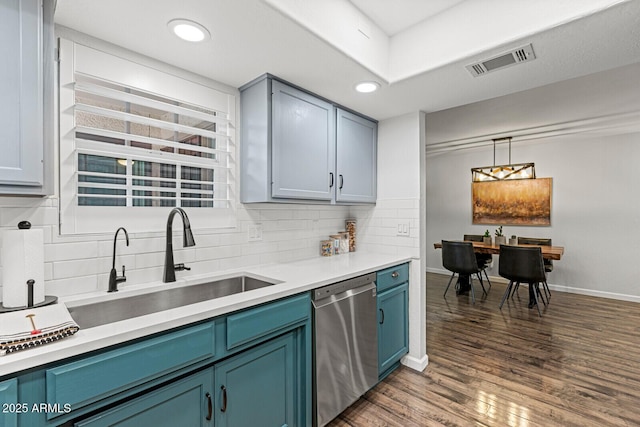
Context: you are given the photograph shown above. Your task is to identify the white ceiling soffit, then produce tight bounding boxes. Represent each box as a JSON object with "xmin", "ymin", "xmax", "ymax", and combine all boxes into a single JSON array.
[
  {"xmin": 349, "ymin": 0, "xmax": 466, "ymax": 37},
  {"xmin": 267, "ymin": 0, "xmax": 631, "ymax": 83}
]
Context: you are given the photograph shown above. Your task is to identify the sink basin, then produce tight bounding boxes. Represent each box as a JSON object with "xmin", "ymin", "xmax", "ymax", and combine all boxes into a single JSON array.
[{"xmin": 67, "ymin": 276, "xmax": 276, "ymax": 329}]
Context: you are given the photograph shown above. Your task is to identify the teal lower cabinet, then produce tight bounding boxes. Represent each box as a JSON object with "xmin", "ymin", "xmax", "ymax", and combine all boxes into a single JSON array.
[
  {"xmin": 214, "ymin": 332, "xmax": 296, "ymax": 427},
  {"xmin": 74, "ymin": 369, "xmax": 214, "ymax": 427},
  {"xmin": 3, "ymin": 292, "xmax": 311, "ymax": 427},
  {"xmin": 0, "ymin": 378, "xmax": 18, "ymax": 427},
  {"xmin": 376, "ymin": 264, "xmax": 409, "ymax": 379}
]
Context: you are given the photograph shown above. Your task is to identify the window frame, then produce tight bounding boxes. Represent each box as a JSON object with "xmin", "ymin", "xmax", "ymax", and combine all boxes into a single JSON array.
[{"xmin": 58, "ymin": 38, "xmax": 237, "ymax": 235}]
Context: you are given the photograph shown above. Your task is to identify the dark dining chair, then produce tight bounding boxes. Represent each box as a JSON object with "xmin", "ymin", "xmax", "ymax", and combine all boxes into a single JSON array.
[
  {"xmin": 441, "ymin": 240, "xmax": 487, "ymax": 304},
  {"xmin": 498, "ymin": 245, "xmax": 547, "ymax": 316},
  {"xmin": 517, "ymin": 237, "xmax": 553, "ymax": 299},
  {"xmin": 463, "ymin": 234, "xmax": 492, "ymax": 290}
]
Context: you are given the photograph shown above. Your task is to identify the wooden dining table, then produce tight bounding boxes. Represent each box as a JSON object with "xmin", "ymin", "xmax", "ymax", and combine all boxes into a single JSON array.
[
  {"xmin": 433, "ymin": 241, "xmax": 565, "ymax": 302},
  {"xmin": 433, "ymin": 241, "xmax": 565, "ymax": 260}
]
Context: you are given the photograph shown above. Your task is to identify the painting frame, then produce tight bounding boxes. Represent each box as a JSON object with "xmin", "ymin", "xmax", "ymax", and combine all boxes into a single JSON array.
[{"xmin": 472, "ymin": 178, "xmax": 552, "ymax": 225}]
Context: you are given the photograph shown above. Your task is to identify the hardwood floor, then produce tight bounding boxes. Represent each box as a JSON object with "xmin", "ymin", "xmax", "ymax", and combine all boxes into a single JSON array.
[{"xmin": 327, "ymin": 272, "xmax": 640, "ymax": 427}]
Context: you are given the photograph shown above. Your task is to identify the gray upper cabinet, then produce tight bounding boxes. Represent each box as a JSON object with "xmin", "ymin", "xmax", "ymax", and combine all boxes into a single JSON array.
[
  {"xmin": 336, "ymin": 108, "xmax": 377, "ymax": 204},
  {"xmin": 240, "ymin": 74, "xmax": 376, "ymax": 204},
  {"xmin": 271, "ymin": 80, "xmax": 335, "ymax": 201},
  {"xmin": 0, "ymin": 0, "xmax": 53, "ymax": 195}
]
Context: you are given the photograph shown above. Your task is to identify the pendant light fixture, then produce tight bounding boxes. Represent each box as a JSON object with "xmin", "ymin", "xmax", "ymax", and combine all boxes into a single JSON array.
[{"xmin": 471, "ymin": 137, "xmax": 535, "ymax": 182}]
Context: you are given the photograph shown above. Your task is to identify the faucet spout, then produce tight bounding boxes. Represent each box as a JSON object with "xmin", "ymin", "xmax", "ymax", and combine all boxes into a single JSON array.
[
  {"xmin": 164, "ymin": 207, "xmax": 196, "ymax": 283},
  {"xmin": 108, "ymin": 227, "xmax": 129, "ymax": 292}
]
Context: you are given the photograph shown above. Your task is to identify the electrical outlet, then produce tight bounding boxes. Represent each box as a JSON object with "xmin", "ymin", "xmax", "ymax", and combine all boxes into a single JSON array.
[
  {"xmin": 397, "ymin": 222, "xmax": 410, "ymax": 237},
  {"xmin": 248, "ymin": 224, "xmax": 263, "ymax": 241}
]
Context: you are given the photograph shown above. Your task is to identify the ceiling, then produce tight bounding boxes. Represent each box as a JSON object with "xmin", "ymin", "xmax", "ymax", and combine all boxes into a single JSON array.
[
  {"xmin": 349, "ymin": 0, "xmax": 466, "ymax": 36},
  {"xmin": 54, "ymin": 0, "xmax": 640, "ymax": 121}
]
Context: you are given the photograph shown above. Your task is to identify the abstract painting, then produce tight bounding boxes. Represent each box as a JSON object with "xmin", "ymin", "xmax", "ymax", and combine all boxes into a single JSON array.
[{"xmin": 472, "ymin": 178, "xmax": 552, "ymax": 225}]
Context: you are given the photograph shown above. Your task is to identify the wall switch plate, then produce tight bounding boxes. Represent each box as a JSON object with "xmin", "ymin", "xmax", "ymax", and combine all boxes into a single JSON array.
[
  {"xmin": 248, "ymin": 224, "xmax": 263, "ymax": 241},
  {"xmin": 397, "ymin": 222, "xmax": 410, "ymax": 237}
]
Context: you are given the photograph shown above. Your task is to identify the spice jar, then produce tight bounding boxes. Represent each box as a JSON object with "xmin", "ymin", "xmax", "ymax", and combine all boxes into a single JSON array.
[
  {"xmin": 345, "ymin": 219, "xmax": 356, "ymax": 252},
  {"xmin": 320, "ymin": 240, "xmax": 333, "ymax": 257},
  {"xmin": 339, "ymin": 232, "xmax": 349, "ymax": 254},
  {"xmin": 329, "ymin": 234, "xmax": 342, "ymax": 255}
]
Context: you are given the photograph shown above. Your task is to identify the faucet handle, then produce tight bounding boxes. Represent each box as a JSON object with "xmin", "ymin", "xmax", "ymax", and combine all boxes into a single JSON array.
[
  {"xmin": 116, "ymin": 265, "xmax": 127, "ymax": 283},
  {"xmin": 174, "ymin": 263, "xmax": 191, "ymax": 271}
]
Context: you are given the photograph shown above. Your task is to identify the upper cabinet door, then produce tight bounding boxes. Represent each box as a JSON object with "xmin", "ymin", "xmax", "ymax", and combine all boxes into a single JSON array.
[
  {"xmin": 336, "ymin": 109, "xmax": 377, "ymax": 203},
  {"xmin": 271, "ymin": 80, "xmax": 335, "ymax": 201},
  {"xmin": 0, "ymin": 0, "xmax": 44, "ymax": 188}
]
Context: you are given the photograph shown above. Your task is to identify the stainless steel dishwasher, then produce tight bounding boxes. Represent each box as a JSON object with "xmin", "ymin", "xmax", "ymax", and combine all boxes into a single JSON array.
[{"xmin": 312, "ymin": 272, "xmax": 378, "ymax": 427}]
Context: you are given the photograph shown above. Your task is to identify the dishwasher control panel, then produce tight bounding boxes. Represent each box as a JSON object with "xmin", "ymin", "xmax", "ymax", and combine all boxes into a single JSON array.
[{"xmin": 312, "ymin": 272, "xmax": 376, "ymax": 301}]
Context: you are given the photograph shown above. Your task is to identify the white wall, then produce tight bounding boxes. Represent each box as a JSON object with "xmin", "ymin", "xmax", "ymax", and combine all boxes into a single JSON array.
[
  {"xmin": 426, "ymin": 62, "xmax": 640, "ymax": 302},
  {"xmin": 352, "ymin": 112, "xmax": 421, "ymax": 256},
  {"xmin": 351, "ymin": 111, "xmax": 427, "ymax": 371}
]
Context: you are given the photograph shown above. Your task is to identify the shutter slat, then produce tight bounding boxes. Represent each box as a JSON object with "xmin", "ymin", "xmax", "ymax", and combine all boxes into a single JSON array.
[
  {"xmin": 75, "ymin": 81, "xmax": 229, "ymax": 123},
  {"xmin": 77, "ymin": 143, "xmax": 228, "ymax": 170},
  {"xmin": 75, "ymin": 126, "xmax": 229, "ymax": 157},
  {"xmin": 75, "ymin": 103, "xmax": 226, "ymax": 139}
]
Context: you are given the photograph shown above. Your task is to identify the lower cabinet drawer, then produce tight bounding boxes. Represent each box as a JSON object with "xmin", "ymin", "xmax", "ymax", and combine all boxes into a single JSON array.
[
  {"xmin": 45, "ymin": 321, "xmax": 215, "ymax": 419},
  {"xmin": 226, "ymin": 293, "xmax": 310, "ymax": 350},
  {"xmin": 376, "ymin": 263, "xmax": 409, "ymax": 293}
]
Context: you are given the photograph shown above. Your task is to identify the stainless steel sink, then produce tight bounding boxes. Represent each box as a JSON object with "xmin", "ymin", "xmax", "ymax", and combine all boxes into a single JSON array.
[{"xmin": 67, "ymin": 276, "xmax": 276, "ymax": 329}]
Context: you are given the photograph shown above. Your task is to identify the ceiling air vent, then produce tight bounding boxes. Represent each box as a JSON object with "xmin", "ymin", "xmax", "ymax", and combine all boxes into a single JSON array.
[{"xmin": 466, "ymin": 44, "xmax": 536, "ymax": 77}]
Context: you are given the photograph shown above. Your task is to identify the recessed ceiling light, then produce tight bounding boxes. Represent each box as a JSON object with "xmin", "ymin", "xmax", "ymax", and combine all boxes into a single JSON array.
[
  {"xmin": 355, "ymin": 81, "xmax": 380, "ymax": 93},
  {"xmin": 168, "ymin": 19, "xmax": 210, "ymax": 42}
]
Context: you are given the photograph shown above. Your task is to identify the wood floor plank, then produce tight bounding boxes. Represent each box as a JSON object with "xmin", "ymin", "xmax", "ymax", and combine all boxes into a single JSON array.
[{"xmin": 326, "ymin": 273, "xmax": 640, "ymax": 427}]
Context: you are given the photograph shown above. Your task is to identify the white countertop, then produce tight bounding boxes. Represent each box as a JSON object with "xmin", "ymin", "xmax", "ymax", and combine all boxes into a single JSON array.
[{"xmin": 0, "ymin": 252, "xmax": 414, "ymax": 377}]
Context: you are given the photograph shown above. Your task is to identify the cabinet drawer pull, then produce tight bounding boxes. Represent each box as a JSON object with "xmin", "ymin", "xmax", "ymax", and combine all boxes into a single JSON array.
[
  {"xmin": 391, "ymin": 271, "xmax": 399, "ymax": 279},
  {"xmin": 379, "ymin": 308, "xmax": 385, "ymax": 324},
  {"xmin": 220, "ymin": 385, "xmax": 227, "ymax": 413},
  {"xmin": 206, "ymin": 392, "xmax": 213, "ymax": 420},
  {"xmin": 339, "ymin": 174, "xmax": 344, "ymax": 189},
  {"xmin": 329, "ymin": 172, "xmax": 334, "ymax": 188}
]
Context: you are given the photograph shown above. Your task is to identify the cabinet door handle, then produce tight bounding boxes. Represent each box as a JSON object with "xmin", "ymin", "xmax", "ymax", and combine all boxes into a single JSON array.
[
  {"xmin": 391, "ymin": 271, "xmax": 399, "ymax": 278},
  {"xmin": 329, "ymin": 172, "xmax": 334, "ymax": 188},
  {"xmin": 220, "ymin": 385, "xmax": 227, "ymax": 413},
  {"xmin": 205, "ymin": 392, "xmax": 213, "ymax": 420},
  {"xmin": 339, "ymin": 174, "xmax": 344, "ymax": 189},
  {"xmin": 379, "ymin": 308, "xmax": 385, "ymax": 324}
]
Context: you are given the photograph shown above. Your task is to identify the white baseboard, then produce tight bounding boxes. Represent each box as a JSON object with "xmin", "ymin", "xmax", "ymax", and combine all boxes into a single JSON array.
[
  {"xmin": 426, "ymin": 267, "xmax": 640, "ymax": 303},
  {"xmin": 546, "ymin": 284, "xmax": 640, "ymax": 303},
  {"xmin": 401, "ymin": 353, "xmax": 429, "ymax": 372}
]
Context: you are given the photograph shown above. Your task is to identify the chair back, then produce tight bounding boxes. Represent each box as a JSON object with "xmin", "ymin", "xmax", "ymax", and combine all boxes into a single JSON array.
[
  {"xmin": 463, "ymin": 234, "xmax": 492, "ymax": 265},
  {"xmin": 518, "ymin": 237, "xmax": 553, "ymax": 270},
  {"xmin": 442, "ymin": 240, "xmax": 479, "ymax": 275},
  {"xmin": 498, "ymin": 245, "xmax": 546, "ymax": 283}
]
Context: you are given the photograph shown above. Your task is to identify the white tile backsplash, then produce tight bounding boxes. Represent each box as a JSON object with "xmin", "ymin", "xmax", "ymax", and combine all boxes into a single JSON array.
[
  {"xmin": 0, "ymin": 195, "xmax": 420, "ymax": 298},
  {"xmin": 45, "ymin": 241, "xmax": 99, "ymax": 262},
  {"xmin": 52, "ymin": 258, "xmax": 98, "ymax": 280},
  {"xmin": 351, "ymin": 197, "xmax": 420, "ymax": 258}
]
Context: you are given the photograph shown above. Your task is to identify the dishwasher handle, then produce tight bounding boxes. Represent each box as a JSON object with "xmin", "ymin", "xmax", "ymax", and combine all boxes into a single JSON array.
[
  {"xmin": 312, "ymin": 272, "xmax": 376, "ymax": 302},
  {"xmin": 312, "ymin": 282, "xmax": 376, "ymax": 309}
]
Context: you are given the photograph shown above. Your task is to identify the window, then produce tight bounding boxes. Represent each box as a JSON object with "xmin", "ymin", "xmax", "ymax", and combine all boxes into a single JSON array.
[{"xmin": 59, "ymin": 39, "xmax": 236, "ymax": 234}]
